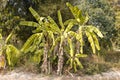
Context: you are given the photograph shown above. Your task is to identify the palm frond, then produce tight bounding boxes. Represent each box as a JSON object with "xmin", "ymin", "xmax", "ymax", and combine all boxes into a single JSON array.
[
  {"xmin": 64, "ymin": 19, "xmax": 77, "ymax": 25},
  {"xmin": 47, "ymin": 16, "xmax": 61, "ymax": 34},
  {"xmin": 88, "ymin": 26, "xmax": 103, "ymax": 38},
  {"xmin": 6, "ymin": 45, "xmax": 20, "ymax": 66},
  {"xmin": 91, "ymin": 32, "xmax": 101, "ymax": 50},
  {"xmin": 85, "ymin": 31, "xmax": 96, "ymax": 54},
  {"xmin": 65, "ymin": 22, "xmax": 74, "ymax": 33},
  {"xmin": 75, "ymin": 58, "xmax": 83, "ymax": 68},
  {"xmin": 29, "ymin": 7, "xmax": 43, "ymax": 24},
  {"xmin": 5, "ymin": 30, "xmax": 14, "ymax": 44},
  {"xmin": 57, "ymin": 10, "xmax": 64, "ymax": 30},
  {"xmin": 20, "ymin": 21, "xmax": 40, "ymax": 27},
  {"xmin": 66, "ymin": 2, "xmax": 89, "ymax": 25},
  {"xmin": 83, "ymin": 13, "xmax": 89, "ymax": 25},
  {"xmin": 21, "ymin": 33, "xmax": 43, "ymax": 53},
  {"xmin": 66, "ymin": 2, "xmax": 82, "ymax": 21}
]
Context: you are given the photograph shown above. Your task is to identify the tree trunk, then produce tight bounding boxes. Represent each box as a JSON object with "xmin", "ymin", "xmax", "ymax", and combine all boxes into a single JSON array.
[
  {"xmin": 57, "ymin": 46, "xmax": 64, "ymax": 75},
  {"xmin": 76, "ymin": 41, "xmax": 80, "ymax": 54},
  {"xmin": 41, "ymin": 43, "xmax": 48, "ymax": 74},
  {"xmin": 48, "ymin": 58, "xmax": 52, "ymax": 74}
]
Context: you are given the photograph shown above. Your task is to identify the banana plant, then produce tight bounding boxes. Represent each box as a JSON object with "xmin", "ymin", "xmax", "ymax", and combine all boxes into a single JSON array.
[
  {"xmin": 47, "ymin": 10, "xmax": 85, "ymax": 75},
  {"xmin": 20, "ymin": 7, "xmax": 55, "ymax": 74},
  {"xmin": 66, "ymin": 2, "xmax": 103, "ymax": 54},
  {"xmin": 0, "ymin": 29, "xmax": 5, "ymax": 68},
  {"xmin": 0, "ymin": 29, "xmax": 21, "ymax": 67},
  {"xmin": 66, "ymin": 38, "xmax": 87, "ymax": 72}
]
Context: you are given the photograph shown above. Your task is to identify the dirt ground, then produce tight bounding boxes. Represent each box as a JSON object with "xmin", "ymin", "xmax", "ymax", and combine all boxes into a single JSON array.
[{"xmin": 0, "ymin": 69, "xmax": 120, "ymax": 80}]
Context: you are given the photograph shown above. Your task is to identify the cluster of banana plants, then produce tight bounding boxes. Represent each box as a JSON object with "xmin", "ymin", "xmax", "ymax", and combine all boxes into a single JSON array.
[{"xmin": 19, "ymin": 2, "xmax": 103, "ymax": 75}]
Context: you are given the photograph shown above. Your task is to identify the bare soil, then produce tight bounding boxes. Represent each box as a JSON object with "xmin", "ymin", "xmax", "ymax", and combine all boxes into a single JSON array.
[{"xmin": 0, "ymin": 69, "xmax": 120, "ymax": 80}]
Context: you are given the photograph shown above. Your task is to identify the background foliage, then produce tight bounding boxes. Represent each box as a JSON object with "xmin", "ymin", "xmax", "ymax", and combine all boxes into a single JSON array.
[{"xmin": 73, "ymin": 0, "xmax": 116, "ymax": 51}]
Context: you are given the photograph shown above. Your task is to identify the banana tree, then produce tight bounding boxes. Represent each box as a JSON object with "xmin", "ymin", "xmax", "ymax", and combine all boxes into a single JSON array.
[
  {"xmin": 47, "ymin": 10, "xmax": 86, "ymax": 75},
  {"xmin": 66, "ymin": 2, "xmax": 103, "ymax": 54},
  {"xmin": 0, "ymin": 29, "xmax": 5, "ymax": 68},
  {"xmin": 20, "ymin": 7, "xmax": 55, "ymax": 74},
  {"xmin": 0, "ymin": 29, "xmax": 21, "ymax": 67},
  {"xmin": 58, "ymin": 3, "xmax": 104, "ymax": 72},
  {"xmin": 66, "ymin": 38, "xmax": 87, "ymax": 72}
]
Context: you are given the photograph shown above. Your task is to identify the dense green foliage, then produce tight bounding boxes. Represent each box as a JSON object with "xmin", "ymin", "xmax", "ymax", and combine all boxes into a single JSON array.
[
  {"xmin": 114, "ymin": 0, "xmax": 120, "ymax": 49},
  {"xmin": 0, "ymin": 0, "xmax": 119, "ymax": 75}
]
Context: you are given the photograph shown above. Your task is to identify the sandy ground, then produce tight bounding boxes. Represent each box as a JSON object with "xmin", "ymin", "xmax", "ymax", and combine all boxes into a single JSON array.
[{"xmin": 0, "ymin": 69, "xmax": 120, "ymax": 80}]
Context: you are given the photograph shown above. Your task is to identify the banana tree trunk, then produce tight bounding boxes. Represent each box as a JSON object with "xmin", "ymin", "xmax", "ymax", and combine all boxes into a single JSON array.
[
  {"xmin": 57, "ymin": 45, "xmax": 64, "ymax": 75},
  {"xmin": 76, "ymin": 41, "xmax": 80, "ymax": 54},
  {"xmin": 41, "ymin": 43, "xmax": 48, "ymax": 74}
]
